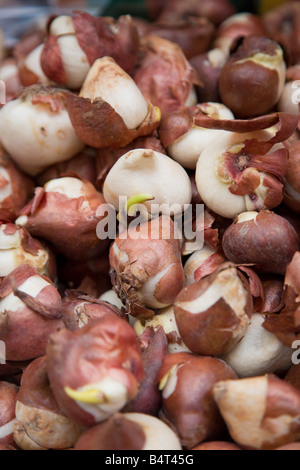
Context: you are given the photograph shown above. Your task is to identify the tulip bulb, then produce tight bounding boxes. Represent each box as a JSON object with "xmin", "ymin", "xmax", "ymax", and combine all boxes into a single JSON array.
[
  {"xmin": 104, "ymin": 149, "xmax": 192, "ymax": 217},
  {"xmin": 80, "ymin": 57, "xmax": 148, "ymax": 131},
  {"xmin": 0, "ymin": 86, "xmax": 85, "ymax": 176}
]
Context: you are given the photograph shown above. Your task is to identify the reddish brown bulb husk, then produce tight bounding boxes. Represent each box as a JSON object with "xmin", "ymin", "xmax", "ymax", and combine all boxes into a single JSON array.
[
  {"xmin": 109, "ymin": 215, "xmax": 185, "ymax": 319},
  {"xmin": 0, "ymin": 264, "xmax": 63, "ymax": 361},
  {"xmin": 222, "ymin": 211, "xmax": 300, "ymax": 275},
  {"xmin": 14, "ymin": 356, "xmax": 83, "ymax": 450},
  {"xmin": 174, "ymin": 264, "xmax": 253, "ymax": 357},
  {"xmin": 157, "ymin": 352, "xmax": 238, "ymax": 448},
  {"xmin": 219, "ymin": 36, "xmax": 286, "ymax": 118},
  {"xmin": 46, "ymin": 315, "xmax": 144, "ymax": 427},
  {"xmin": 17, "ymin": 177, "xmax": 109, "ymax": 261}
]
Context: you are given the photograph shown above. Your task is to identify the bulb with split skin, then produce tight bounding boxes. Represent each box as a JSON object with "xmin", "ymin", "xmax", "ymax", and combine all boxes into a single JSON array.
[
  {"xmin": 74, "ymin": 412, "xmax": 182, "ymax": 450},
  {"xmin": 109, "ymin": 215, "xmax": 185, "ymax": 319},
  {"xmin": 0, "ymin": 264, "xmax": 63, "ymax": 362},
  {"xmin": 219, "ymin": 36, "xmax": 286, "ymax": 119},
  {"xmin": 195, "ymin": 124, "xmax": 292, "ymax": 219},
  {"xmin": 174, "ymin": 263, "xmax": 253, "ymax": 357},
  {"xmin": 15, "ymin": 176, "xmax": 109, "ymax": 261},
  {"xmin": 134, "ymin": 305, "xmax": 191, "ymax": 354},
  {"xmin": 157, "ymin": 352, "xmax": 237, "ymax": 448},
  {"xmin": 41, "ymin": 13, "xmax": 140, "ymax": 90},
  {"xmin": 46, "ymin": 315, "xmax": 144, "ymax": 427},
  {"xmin": 222, "ymin": 211, "xmax": 300, "ymax": 275},
  {"xmin": 164, "ymin": 102, "xmax": 234, "ymax": 170},
  {"xmin": 64, "ymin": 56, "xmax": 161, "ymax": 149},
  {"xmin": 213, "ymin": 375, "xmax": 300, "ymax": 450},
  {"xmin": 13, "ymin": 356, "xmax": 83, "ymax": 450}
]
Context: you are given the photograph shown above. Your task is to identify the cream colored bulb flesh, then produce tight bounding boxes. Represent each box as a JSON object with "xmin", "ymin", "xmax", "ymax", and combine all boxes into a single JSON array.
[{"xmin": 80, "ymin": 57, "xmax": 148, "ymax": 130}]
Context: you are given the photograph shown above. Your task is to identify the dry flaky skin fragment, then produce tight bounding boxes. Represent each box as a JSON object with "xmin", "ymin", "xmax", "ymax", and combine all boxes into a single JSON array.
[
  {"xmin": 74, "ymin": 412, "xmax": 182, "ymax": 450},
  {"xmin": 109, "ymin": 216, "xmax": 185, "ymax": 319},
  {"xmin": 0, "ymin": 381, "xmax": 18, "ymax": 447},
  {"xmin": 0, "ymin": 264, "xmax": 63, "ymax": 361},
  {"xmin": 222, "ymin": 211, "xmax": 300, "ymax": 275},
  {"xmin": 14, "ymin": 356, "xmax": 83, "ymax": 451},
  {"xmin": 157, "ymin": 353, "xmax": 237, "ymax": 449},
  {"xmin": 46, "ymin": 315, "xmax": 144, "ymax": 427},
  {"xmin": 213, "ymin": 375, "xmax": 300, "ymax": 450},
  {"xmin": 133, "ymin": 35, "xmax": 200, "ymax": 118},
  {"xmin": 16, "ymin": 176, "xmax": 109, "ymax": 261},
  {"xmin": 174, "ymin": 263, "xmax": 253, "ymax": 357}
]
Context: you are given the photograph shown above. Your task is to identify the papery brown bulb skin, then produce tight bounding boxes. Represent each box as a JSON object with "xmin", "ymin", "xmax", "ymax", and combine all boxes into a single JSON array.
[
  {"xmin": 219, "ymin": 36, "xmax": 286, "ymax": 118},
  {"xmin": 222, "ymin": 211, "xmax": 300, "ymax": 275},
  {"xmin": 14, "ymin": 356, "xmax": 83, "ymax": 450},
  {"xmin": 0, "ymin": 381, "xmax": 18, "ymax": 446},
  {"xmin": 174, "ymin": 264, "xmax": 253, "ymax": 357},
  {"xmin": 46, "ymin": 315, "xmax": 144, "ymax": 427},
  {"xmin": 157, "ymin": 353, "xmax": 238, "ymax": 449}
]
